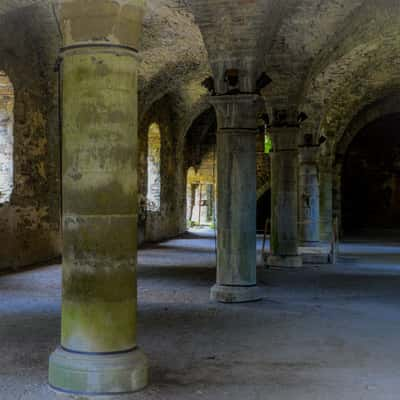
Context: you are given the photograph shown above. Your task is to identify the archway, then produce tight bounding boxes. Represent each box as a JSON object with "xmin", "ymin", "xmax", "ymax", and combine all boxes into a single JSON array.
[
  {"xmin": 185, "ymin": 108, "xmax": 217, "ymax": 228},
  {"xmin": 342, "ymin": 113, "xmax": 400, "ymax": 237},
  {"xmin": 0, "ymin": 71, "xmax": 14, "ymax": 204},
  {"xmin": 146, "ymin": 122, "xmax": 162, "ymax": 212}
]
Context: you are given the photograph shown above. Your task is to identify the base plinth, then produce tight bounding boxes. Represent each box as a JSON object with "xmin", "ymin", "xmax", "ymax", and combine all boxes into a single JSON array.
[
  {"xmin": 49, "ymin": 347, "xmax": 148, "ymax": 397},
  {"xmin": 300, "ymin": 241, "xmax": 321, "ymax": 248},
  {"xmin": 210, "ymin": 284, "xmax": 262, "ymax": 303},
  {"xmin": 267, "ymin": 255, "xmax": 303, "ymax": 268}
]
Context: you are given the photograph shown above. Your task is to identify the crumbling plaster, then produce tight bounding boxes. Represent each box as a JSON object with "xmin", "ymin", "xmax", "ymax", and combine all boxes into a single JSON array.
[{"xmin": 0, "ymin": 4, "xmax": 60, "ymax": 270}]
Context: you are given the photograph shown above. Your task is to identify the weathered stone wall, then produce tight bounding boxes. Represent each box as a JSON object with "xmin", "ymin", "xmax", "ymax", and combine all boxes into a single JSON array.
[
  {"xmin": 138, "ymin": 95, "xmax": 187, "ymax": 243},
  {"xmin": 188, "ymin": 146, "xmax": 216, "ymax": 184},
  {"xmin": 0, "ymin": 5, "xmax": 61, "ymax": 270}
]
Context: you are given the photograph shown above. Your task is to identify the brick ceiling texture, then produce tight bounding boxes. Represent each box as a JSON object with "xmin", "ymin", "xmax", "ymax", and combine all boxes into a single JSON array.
[{"xmin": 1, "ymin": 0, "xmax": 399, "ymax": 152}]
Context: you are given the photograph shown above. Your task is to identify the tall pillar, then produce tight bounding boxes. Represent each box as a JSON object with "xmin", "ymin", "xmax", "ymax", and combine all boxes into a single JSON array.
[
  {"xmin": 319, "ymin": 163, "xmax": 333, "ymax": 242},
  {"xmin": 48, "ymin": 0, "xmax": 148, "ymax": 396},
  {"xmin": 268, "ymin": 126, "xmax": 303, "ymax": 268},
  {"xmin": 210, "ymin": 95, "xmax": 263, "ymax": 303},
  {"xmin": 298, "ymin": 146, "xmax": 320, "ymax": 246},
  {"xmin": 333, "ymin": 162, "xmax": 343, "ymax": 237}
]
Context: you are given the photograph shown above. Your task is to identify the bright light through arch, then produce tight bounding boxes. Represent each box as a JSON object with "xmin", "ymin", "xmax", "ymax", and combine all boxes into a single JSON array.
[{"xmin": 0, "ymin": 71, "xmax": 14, "ymax": 204}]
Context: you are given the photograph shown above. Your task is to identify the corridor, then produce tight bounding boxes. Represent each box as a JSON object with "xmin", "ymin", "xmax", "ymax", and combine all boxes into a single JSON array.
[{"xmin": 1, "ymin": 229, "xmax": 400, "ymax": 400}]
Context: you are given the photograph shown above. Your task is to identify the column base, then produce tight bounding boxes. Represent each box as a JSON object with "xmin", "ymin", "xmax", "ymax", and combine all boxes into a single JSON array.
[
  {"xmin": 49, "ymin": 347, "xmax": 148, "ymax": 397},
  {"xmin": 210, "ymin": 284, "xmax": 262, "ymax": 303},
  {"xmin": 267, "ymin": 255, "xmax": 303, "ymax": 268},
  {"xmin": 300, "ymin": 241, "xmax": 321, "ymax": 248}
]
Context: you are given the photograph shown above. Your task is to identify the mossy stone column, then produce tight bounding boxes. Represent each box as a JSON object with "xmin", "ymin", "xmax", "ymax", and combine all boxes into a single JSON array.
[
  {"xmin": 48, "ymin": 0, "xmax": 148, "ymax": 396},
  {"xmin": 298, "ymin": 146, "xmax": 320, "ymax": 246},
  {"xmin": 268, "ymin": 127, "xmax": 303, "ymax": 268},
  {"xmin": 210, "ymin": 95, "xmax": 263, "ymax": 303},
  {"xmin": 319, "ymin": 163, "xmax": 333, "ymax": 242}
]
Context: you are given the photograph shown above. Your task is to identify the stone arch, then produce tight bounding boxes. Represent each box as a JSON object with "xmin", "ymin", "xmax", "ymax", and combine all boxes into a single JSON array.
[
  {"xmin": 185, "ymin": 106, "xmax": 217, "ymax": 168},
  {"xmin": 300, "ymin": 0, "xmax": 400, "ymax": 144},
  {"xmin": 340, "ymin": 113, "xmax": 400, "ymax": 233},
  {"xmin": 332, "ymin": 95, "xmax": 400, "ymax": 235},
  {"xmin": 184, "ymin": 107, "xmax": 217, "ymax": 227},
  {"xmin": 146, "ymin": 122, "xmax": 162, "ymax": 212},
  {"xmin": 138, "ymin": 94, "xmax": 189, "ymax": 243},
  {"xmin": 335, "ymin": 94, "xmax": 400, "ymax": 159},
  {"xmin": 0, "ymin": 71, "xmax": 14, "ymax": 204}
]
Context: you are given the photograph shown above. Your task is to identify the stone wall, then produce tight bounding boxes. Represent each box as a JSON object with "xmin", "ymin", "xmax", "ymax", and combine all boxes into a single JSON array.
[
  {"xmin": 0, "ymin": 5, "xmax": 61, "ymax": 270},
  {"xmin": 138, "ymin": 95, "xmax": 187, "ymax": 243}
]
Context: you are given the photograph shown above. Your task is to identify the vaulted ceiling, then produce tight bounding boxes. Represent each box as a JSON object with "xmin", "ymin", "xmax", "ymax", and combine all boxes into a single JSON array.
[{"xmin": 1, "ymin": 0, "xmax": 399, "ymax": 152}]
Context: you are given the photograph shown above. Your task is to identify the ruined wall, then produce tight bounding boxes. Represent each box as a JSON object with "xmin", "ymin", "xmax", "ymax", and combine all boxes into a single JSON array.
[
  {"xmin": 138, "ymin": 95, "xmax": 186, "ymax": 243},
  {"xmin": 0, "ymin": 5, "xmax": 61, "ymax": 270}
]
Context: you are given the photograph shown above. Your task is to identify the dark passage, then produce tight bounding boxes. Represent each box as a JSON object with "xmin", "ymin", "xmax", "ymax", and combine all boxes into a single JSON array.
[{"xmin": 342, "ymin": 113, "xmax": 400, "ymax": 235}]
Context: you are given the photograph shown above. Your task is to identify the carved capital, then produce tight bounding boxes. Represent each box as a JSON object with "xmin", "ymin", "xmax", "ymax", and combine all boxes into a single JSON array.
[
  {"xmin": 54, "ymin": 0, "xmax": 145, "ymax": 49},
  {"xmin": 210, "ymin": 94, "xmax": 265, "ymax": 131},
  {"xmin": 271, "ymin": 107, "xmax": 300, "ymax": 128},
  {"xmin": 270, "ymin": 126, "xmax": 300, "ymax": 151},
  {"xmin": 209, "ymin": 57, "xmax": 259, "ymax": 94},
  {"xmin": 299, "ymin": 145, "xmax": 319, "ymax": 165}
]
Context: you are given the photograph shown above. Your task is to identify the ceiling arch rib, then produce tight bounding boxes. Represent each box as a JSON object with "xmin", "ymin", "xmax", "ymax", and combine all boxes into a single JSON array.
[{"xmin": 300, "ymin": 0, "xmax": 400, "ymax": 144}]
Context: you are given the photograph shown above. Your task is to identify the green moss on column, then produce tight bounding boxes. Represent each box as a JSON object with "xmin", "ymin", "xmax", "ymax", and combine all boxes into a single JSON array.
[
  {"xmin": 61, "ymin": 50, "xmax": 139, "ymax": 353},
  {"xmin": 49, "ymin": 1, "xmax": 148, "ymax": 395}
]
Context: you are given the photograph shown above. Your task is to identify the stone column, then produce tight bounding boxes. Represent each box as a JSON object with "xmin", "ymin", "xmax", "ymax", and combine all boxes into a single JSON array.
[
  {"xmin": 268, "ymin": 127, "xmax": 303, "ymax": 268},
  {"xmin": 48, "ymin": 0, "xmax": 148, "ymax": 396},
  {"xmin": 333, "ymin": 162, "xmax": 343, "ymax": 237},
  {"xmin": 319, "ymin": 163, "xmax": 333, "ymax": 242},
  {"xmin": 210, "ymin": 94, "xmax": 263, "ymax": 303},
  {"xmin": 298, "ymin": 146, "xmax": 320, "ymax": 246}
]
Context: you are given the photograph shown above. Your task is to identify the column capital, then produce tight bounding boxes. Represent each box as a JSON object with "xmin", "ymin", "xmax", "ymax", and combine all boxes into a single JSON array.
[
  {"xmin": 54, "ymin": 0, "xmax": 145, "ymax": 49},
  {"xmin": 299, "ymin": 145, "xmax": 320, "ymax": 164},
  {"xmin": 210, "ymin": 94, "xmax": 265, "ymax": 130},
  {"xmin": 270, "ymin": 126, "xmax": 300, "ymax": 152},
  {"xmin": 270, "ymin": 106, "xmax": 300, "ymax": 128},
  {"xmin": 319, "ymin": 157, "xmax": 334, "ymax": 174}
]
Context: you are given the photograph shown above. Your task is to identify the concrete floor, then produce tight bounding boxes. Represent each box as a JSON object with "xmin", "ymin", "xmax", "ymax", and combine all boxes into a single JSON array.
[{"xmin": 1, "ymin": 228, "xmax": 400, "ymax": 399}]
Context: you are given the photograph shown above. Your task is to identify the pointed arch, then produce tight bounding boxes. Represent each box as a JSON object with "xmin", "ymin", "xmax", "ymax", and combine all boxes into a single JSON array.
[{"xmin": 0, "ymin": 71, "xmax": 14, "ymax": 204}]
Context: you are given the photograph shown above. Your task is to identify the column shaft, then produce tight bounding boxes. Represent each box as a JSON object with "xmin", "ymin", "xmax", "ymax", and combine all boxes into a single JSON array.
[
  {"xmin": 217, "ymin": 129, "xmax": 257, "ymax": 285},
  {"xmin": 268, "ymin": 127, "xmax": 302, "ymax": 268},
  {"xmin": 319, "ymin": 165, "xmax": 333, "ymax": 242},
  {"xmin": 210, "ymin": 94, "xmax": 263, "ymax": 303},
  {"xmin": 298, "ymin": 146, "xmax": 320, "ymax": 246},
  {"xmin": 61, "ymin": 48, "xmax": 138, "ymax": 353},
  {"xmin": 49, "ymin": 1, "xmax": 147, "ymax": 396}
]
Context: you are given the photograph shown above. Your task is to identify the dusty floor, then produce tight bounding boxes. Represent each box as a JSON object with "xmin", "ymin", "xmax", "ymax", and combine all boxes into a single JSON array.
[{"xmin": 1, "ymin": 228, "xmax": 400, "ymax": 400}]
